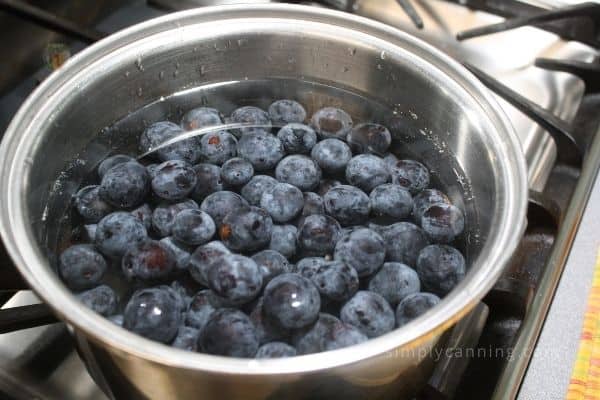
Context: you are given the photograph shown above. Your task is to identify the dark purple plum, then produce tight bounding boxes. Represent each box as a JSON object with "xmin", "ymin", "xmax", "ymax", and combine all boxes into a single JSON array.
[
  {"xmin": 172, "ymin": 326, "xmax": 200, "ymax": 351},
  {"xmin": 74, "ymin": 185, "xmax": 112, "ymax": 223},
  {"xmin": 199, "ymin": 130, "xmax": 238, "ymax": 165},
  {"xmin": 151, "ymin": 160, "xmax": 197, "ymax": 201},
  {"xmin": 77, "ymin": 285, "xmax": 118, "ymax": 317},
  {"xmin": 59, "ymin": 244, "xmax": 107, "ymax": 290},
  {"xmin": 323, "ymin": 185, "xmax": 370, "ymax": 226},
  {"xmin": 324, "ymin": 320, "xmax": 368, "ymax": 351},
  {"xmin": 122, "ymin": 240, "xmax": 175, "ymax": 281},
  {"xmin": 395, "ymin": 292, "xmax": 440, "ymax": 327},
  {"xmin": 310, "ymin": 107, "xmax": 353, "ymax": 139},
  {"xmin": 296, "ymin": 257, "xmax": 329, "ymax": 279},
  {"xmin": 97, "ymin": 154, "xmax": 135, "ymax": 178},
  {"xmin": 191, "ymin": 163, "xmax": 224, "ymax": 202},
  {"xmin": 172, "ymin": 209, "xmax": 216, "ymax": 246},
  {"xmin": 263, "ymin": 273, "xmax": 321, "ymax": 330},
  {"xmin": 207, "ymin": 254, "xmax": 262, "ymax": 305},
  {"xmin": 340, "ymin": 291, "xmax": 394, "ymax": 338},
  {"xmin": 199, "ymin": 309, "xmax": 259, "ymax": 357},
  {"xmin": 237, "ymin": 133, "xmax": 285, "ymax": 171},
  {"xmin": 220, "ymin": 157, "xmax": 254, "ymax": 187},
  {"xmin": 99, "ymin": 161, "xmax": 150, "ymax": 208},
  {"xmin": 412, "ymin": 188, "xmax": 451, "ymax": 222},
  {"xmin": 230, "ymin": 106, "xmax": 272, "ymax": 137},
  {"xmin": 269, "ymin": 224, "xmax": 297, "ymax": 259},
  {"xmin": 251, "ymin": 250, "xmax": 290, "ymax": 285},
  {"xmin": 369, "ymin": 183, "xmax": 413, "ymax": 222},
  {"xmin": 421, "ymin": 203, "xmax": 465, "ymax": 243},
  {"xmin": 260, "ymin": 183, "xmax": 304, "ymax": 223},
  {"xmin": 292, "ymin": 313, "xmax": 339, "ymax": 354},
  {"xmin": 130, "ymin": 203, "xmax": 152, "ymax": 230},
  {"xmin": 138, "ymin": 121, "xmax": 176, "ymax": 154},
  {"xmin": 334, "ymin": 228, "xmax": 385, "ymax": 277},
  {"xmin": 416, "ymin": 244, "xmax": 465, "ymax": 295},
  {"xmin": 249, "ymin": 296, "xmax": 289, "ymax": 344},
  {"xmin": 368, "ymin": 262, "xmax": 420, "ymax": 307},
  {"xmin": 241, "ymin": 175, "xmax": 278, "ymax": 206},
  {"xmin": 379, "ymin": 222, "xmax": 429, "ymax": 267},
  {"xmin": 269, "ymin": 99, "xmax": 306, "ymax": 124},
  {"xmin": 180, "ymin": 107, "xmax": 222, "ymax": 131},
  {"xmin": 123, "ymin": 286, "xmax": 181, "ymax": 343},
  {"xmin": 188, "ymin": 241, "xmax": 230, "ymax": 286},
  {"xmin": 152, "ymin": 199, "xmax": 199, "ymax": 238},
  {"xmin": 277, "ymin": 123, "xmax": 317, "ymax": 154},
  {"xmin": 185, "ymin": 290, "xmax": 218, "ymax": 331},
  {"xmin": 275, "ymin": 155, "xmax": 321, "ymax": 191},
  {"xmin": 296, "ymin": 214, "xmax": 341, "ymax": 257},
  {"xmin": 219, "ymin": 206, "xmax": 272, "ymax": 252},
  {"xmin": 345, "ymin": 154, "xmax": 390, "ymax": 193},
  {"xmin": 346, "ymin": 123, "xmax": 391, "ymax": 155},
  {"xmin": 200, "ymin": 191, "xmax": 248, "ymax": 227},
  {"xmin": 139, "ymin": 121, "xmax": 201, "ymax": 164},
  {"xmin": 390, "ymin": 159, "xmax": 430, "ymax": 194},
  {"xmin": 95, "ymin": 212, "xmax": 148, "ymax": 259},
  {"xmin": 255, "ymin": 342, "xmax": 297, "ymax": 358},
  {"xmin": 310, "ymin": 138, "xmax": 352, "ymax": 175},
  {"xmin": 309, "ymin": 260, "xmax": 359, "ymax": 303},
  {"xmin": 302, "ymin": 192, "xmax": 324, "ymax": 217}
]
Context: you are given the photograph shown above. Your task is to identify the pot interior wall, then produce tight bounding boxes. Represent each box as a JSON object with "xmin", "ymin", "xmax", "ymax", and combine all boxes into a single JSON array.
[{"xmin": 26, "ymin": 21, "xmax": 499, "ymax": 277}]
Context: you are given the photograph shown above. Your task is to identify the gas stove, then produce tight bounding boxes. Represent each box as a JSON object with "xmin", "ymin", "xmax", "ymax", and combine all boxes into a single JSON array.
[{"xmin": 1, "ymin": 1, "xmax": 599, "ymax": 399}]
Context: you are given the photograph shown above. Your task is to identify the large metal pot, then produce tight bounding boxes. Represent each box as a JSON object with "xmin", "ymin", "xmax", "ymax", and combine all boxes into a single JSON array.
[{"xmin": 0, "ymin": 4, "xmax": 527, "ymax": 399}]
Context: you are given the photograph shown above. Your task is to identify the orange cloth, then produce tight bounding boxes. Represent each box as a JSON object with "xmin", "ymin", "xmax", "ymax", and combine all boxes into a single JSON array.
[{"xmin": 567, "ymin": 249, "xmax": 600, "ymax": 399}]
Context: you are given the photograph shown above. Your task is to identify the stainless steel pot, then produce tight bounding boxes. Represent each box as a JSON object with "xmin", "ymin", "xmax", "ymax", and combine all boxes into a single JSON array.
[{"xmin": 0, "ymin": 4, "xmax": 527, "ymax": 399}]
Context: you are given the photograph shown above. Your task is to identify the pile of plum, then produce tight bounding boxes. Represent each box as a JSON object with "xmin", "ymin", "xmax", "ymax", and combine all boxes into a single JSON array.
[{"xmin": 59, "ymin": 100, "xmax": 466, "ymax": 358}]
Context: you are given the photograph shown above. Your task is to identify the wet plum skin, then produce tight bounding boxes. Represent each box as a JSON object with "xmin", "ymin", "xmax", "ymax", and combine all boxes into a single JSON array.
[
  {"xmin": 59, "ymin": 244, "xmax": 107, "ymax": 290},
  {"xmin": 63, "ymin": 99, "xmax": 468, "ymax": 359}
]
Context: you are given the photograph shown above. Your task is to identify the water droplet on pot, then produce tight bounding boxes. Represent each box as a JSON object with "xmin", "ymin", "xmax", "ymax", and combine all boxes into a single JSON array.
[{"xmin": 135, "ymin": 57, "xmax": 144, "ymax": 71}]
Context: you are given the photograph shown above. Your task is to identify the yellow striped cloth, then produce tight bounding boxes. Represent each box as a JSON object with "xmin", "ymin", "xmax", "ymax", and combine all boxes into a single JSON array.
[{"xmin": 567, "ymin": 249, "xmax": 600, "ymax": 400}]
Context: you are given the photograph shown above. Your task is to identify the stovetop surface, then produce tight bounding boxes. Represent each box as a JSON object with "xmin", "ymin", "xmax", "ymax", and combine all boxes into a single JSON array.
[{"xmin": 0, "ymin": 1, "xmax": 599, "ymax": 399}]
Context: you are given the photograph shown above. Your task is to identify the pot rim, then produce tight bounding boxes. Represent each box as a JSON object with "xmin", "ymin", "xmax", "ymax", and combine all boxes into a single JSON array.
[{"xmin": 0, "ymin": 4, "xmax": 528, "ymax": 375}]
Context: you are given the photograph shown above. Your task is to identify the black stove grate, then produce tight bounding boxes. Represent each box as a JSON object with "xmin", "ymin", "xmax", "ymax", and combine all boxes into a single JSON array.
[
  {"xmin": 454, "ymin": 1, "xmax": 600, "ymax": 48},
  {"xmin": 0, "ymin": 0, "xmax": 106, "ymax": 43}
]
